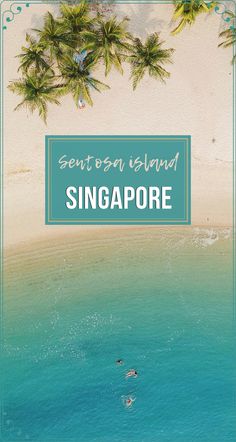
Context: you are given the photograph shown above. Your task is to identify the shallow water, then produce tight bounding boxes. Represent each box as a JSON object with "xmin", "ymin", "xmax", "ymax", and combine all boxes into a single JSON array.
[{"xmin": 2, "ymin": 228, "xmax": 235, "ymax": 441}]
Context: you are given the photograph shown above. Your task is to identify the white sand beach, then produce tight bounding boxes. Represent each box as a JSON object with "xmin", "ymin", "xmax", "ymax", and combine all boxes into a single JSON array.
[{"xmin": 2, "ymin": 2, "xmax": 234, "ymax": 247}]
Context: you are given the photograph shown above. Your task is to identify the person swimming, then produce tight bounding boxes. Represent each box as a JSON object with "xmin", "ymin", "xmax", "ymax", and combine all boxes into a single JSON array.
[
  {"xmin": 122, "ymin": 396, "xmax": 136, "ymax": 408},
  {"xmin": 125, "ymin": 397, "xmax": 135, "ymax": 407},
  {"xmin": 116, "ymin": 359, "xmax": 124, "ymax": 365},
  {"xmin": 126, "ymin": 369, "xmax": 138, "ymax": 378}
]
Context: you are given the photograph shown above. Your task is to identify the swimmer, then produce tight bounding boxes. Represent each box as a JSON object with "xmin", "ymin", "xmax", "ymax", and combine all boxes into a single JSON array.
[
  {"xmin": 126, "ymin": 369, "xmax": 138, "ymax": 378},
  {"xmin": 121, "ymin": 395, "xmax": 136, "ymax": 408},
  {"xmin": 125, "ymin": 397, "xmax": 135, "ymax": 407},
  {"xmin": 116, "ymin": 359, "xmax": 124, "ymax": 365}
]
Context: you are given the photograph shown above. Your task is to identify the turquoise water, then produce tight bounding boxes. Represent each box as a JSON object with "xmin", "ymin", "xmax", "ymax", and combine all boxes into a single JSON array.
[{"xmin": 2, "ymin": 228, "xmax": 235, "ymax": 441}]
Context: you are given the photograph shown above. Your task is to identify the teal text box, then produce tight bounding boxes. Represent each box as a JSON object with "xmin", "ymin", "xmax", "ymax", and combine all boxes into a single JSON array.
[{"xmin": 45, "ymin": 135, "xmax": 191, "ymax": 225}]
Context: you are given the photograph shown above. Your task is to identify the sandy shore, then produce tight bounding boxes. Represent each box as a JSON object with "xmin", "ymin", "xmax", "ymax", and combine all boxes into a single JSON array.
[{"xmin": 2, "ymin": 3, "xmax": 234, "ymax": 248}]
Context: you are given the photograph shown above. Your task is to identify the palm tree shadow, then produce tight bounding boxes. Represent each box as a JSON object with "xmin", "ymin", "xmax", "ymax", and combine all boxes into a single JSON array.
[
  {"xmin": 29, "ymin": 3, "xmax": 60, "ymax": 29},
  {"xmin": 115, "ymin": 4, "xmax": 166, "ymax": 38},
  {"xmin": 29, "ymin": 13, "xmax": 44, "ymax": 29},
  {"xmin": 28, "ymin": 3, "xmax": 166, "ymax": 39}
]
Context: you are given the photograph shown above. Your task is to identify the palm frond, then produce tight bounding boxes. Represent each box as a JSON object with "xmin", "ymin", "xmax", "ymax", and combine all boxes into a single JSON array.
[
  {"xmin": 58, "ymin": 54, "xmax": 110, "ymax": 106},
  {"xmin": 218, "ymin": 16, "xmax": 236, "ymax": 63},
  {"xmin": 8, "ymin": 68, "xmax": 61, "ymax": 123},
  {"xmin": 35, "ymin": 12, "xmax": 77, "ymax": 61},
  {"xmin": 16, "ymin": 32, "xmax": 51, "ymax": 73},
  {"xmin": 59, "ymin": 1, "xmax": 93, "ymax": 37},
  {"xmin": 171, "ymin": 0, "xmax": 216, "ymax": 35},
  {"xmin": 82, "ymin": 16, "xmax": 132, "ymax": 76},
  {"xmin": 128, "ymin": 32, "xmax": 174, "ymax": 89}
]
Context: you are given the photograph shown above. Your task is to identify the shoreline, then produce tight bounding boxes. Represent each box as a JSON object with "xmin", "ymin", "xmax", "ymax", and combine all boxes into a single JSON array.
[{"xmin": 4, "ymin": 223, "xmax": 232, "ymax": 255}]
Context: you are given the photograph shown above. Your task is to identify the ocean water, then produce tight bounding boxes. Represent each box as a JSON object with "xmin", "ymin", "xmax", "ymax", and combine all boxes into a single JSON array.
[{"xmin": 2, "ymin": 228, "xmax": 235, "ymax": 441}]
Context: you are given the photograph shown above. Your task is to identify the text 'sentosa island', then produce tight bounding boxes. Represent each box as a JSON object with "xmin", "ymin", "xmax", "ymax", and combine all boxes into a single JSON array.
[{"xmin": 58, "ymin": 152, "xmax": 179, "ymax": 173}]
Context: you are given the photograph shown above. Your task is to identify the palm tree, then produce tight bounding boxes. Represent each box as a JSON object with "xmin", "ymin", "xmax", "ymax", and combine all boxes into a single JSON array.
[
  {"xmin": 82, "ymin": 16, "xmax": 132, "ymax": 75},
  {"xmin": 8, "ymin": 69, "xmax": 61, "ymax": 123},
  {"xmin": 34, "ymin": 12, "xmax": 77, "ymax": 61},
  {"xmin": 219, "ymin": 15, "xmax": 236, "ymax": 63},
  {"xmin": 58, "ymin": 53, "xmax": 110, "ymax": 106},
  {"xmin": 127, "ymin": 33, "xmax": 174, "ymax": 90},
  {"xmin": 59, "ymin": 2, "xmax": 94, "ymax": 37},
  {"xmin": 10, "ymin": 5, "xmax": 179, "ymax": 120},
  {"xmin": 171, "ymin": 0, "xmax": 216, "ymax": 35},
  {"xmin": 16, "ymin": 33, "xmax": 51, "ymax": 73}
]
